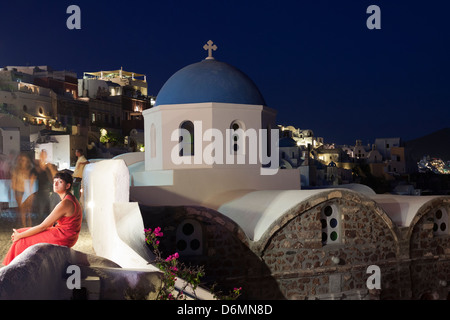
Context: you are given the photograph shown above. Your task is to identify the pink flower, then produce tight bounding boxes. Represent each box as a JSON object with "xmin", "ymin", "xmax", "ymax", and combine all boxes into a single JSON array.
[
  {"xmin": 165, "ymin": 252, "xmax": 180, "ymax": 262},
  {"xmin": 153, "ymin": 227, "xmax": 163, "ymax": 237}
]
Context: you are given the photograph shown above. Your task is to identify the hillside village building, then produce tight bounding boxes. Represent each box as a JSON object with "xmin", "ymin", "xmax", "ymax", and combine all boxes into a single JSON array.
[
  {"xmin": 0, "ymin": 65, "xmax": 154, "ymax": 163},
  {"xmin": 276, "ymin": 126, "xmax": 409, "ymax": 187},
  {"xmin": 79, "ymin": 68, "xmax": 154, "ymax": 139}
]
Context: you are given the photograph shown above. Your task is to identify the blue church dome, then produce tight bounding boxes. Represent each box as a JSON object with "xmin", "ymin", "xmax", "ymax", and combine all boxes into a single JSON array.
[{"xmin": 155, "ymin": 58, "xmax": 266, "ymax": 107}]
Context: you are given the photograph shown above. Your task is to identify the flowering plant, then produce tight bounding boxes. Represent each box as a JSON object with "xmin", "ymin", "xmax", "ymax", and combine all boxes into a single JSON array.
[
  {"xmin": 212, "ymin": 285, "xmax": 242, "ymax": 300},
  {"xmin": 145, "ymin": 227, "xmax": 205, "ymax": 300},
  {"xmin": 144, "ymin": 226, "xmax": 241, "ymax": 300}
]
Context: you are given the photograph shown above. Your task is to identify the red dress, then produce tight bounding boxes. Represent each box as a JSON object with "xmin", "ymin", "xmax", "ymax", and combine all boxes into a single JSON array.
[{"xmin": 2, "ymin": 193, "xmax": 82, "ymax": 266}]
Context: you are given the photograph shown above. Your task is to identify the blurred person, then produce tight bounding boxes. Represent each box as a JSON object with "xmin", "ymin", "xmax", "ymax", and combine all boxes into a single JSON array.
[
  {"xmin": 0, "ymin": 153, "xmax": 12, "ymax": 208},
  {"xmin": 72, "ymin": 149, "xmax": 89, "ymax": 201},
  {"xmin": 0, "ymin": 155, "xmax": 10, "ymax": 180},
  {"xmin": 11, "ymin": 153, "xmax": 36, "ymax": 227},
  {"xmin": 2, "ymin": 171, "xmax": 82, "ymax": 266},
  {"xmin": 34, "ymin": 150, "xmax": 57, "ymax": 222},
  {"xmin": 0, "ymin": 151, "xmax": 16, "ymax": 208}
]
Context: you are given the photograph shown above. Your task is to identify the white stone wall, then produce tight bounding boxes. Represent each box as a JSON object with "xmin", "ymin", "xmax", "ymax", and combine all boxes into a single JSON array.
[{"xmin": 82, "ymin": 159, "xmax": 157, "ymax": 270}]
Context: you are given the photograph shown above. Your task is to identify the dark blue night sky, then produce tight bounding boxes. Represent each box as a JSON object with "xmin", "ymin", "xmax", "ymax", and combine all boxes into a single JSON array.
[{"xmin": 1, "ymin": 0, "xmax": 449, "ymax": 145}]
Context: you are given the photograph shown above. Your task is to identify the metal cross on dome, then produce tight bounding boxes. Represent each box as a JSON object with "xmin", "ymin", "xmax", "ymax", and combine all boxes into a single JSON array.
[{"xmin": 203, "ymin": 40, "xmax": 217, "ymax": 60}]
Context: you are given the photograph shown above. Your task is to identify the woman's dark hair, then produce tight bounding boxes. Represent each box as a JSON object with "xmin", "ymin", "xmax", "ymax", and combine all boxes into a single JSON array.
[{"xmin": 54, "ymin": 171, "xmax": 73, "ymax": 190}]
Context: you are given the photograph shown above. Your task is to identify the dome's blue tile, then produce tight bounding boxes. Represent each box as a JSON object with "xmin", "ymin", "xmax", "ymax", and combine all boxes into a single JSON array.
[{"xmin": 155, "ymin": 59, "xmax": 266, "ymax": 107}]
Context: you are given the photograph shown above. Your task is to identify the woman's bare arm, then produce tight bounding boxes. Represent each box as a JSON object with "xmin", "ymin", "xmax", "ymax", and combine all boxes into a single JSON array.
[{"xmin": 12, "ymin": 199, "xmax": 74, "ymax": 242}]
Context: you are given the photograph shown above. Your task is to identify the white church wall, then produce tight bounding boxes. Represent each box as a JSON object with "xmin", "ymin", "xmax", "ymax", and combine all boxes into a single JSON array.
[
  {"xmin": 144, "ymin": 103, "xmax": 215, "ymax": 171},
  {"xmin": 136, "ymin": 98, "xmax": 298, "ymax": 210},
  {"xmin": 83, "ymin": 159, "xmax": 158, "ymax": 271},
  {"xmin": 143, "ymin": 106, "xmax": 163, "ymax": 171},
  {"xmin": 129, "ymin": 163, "xmax": 174, "ymax": 187},
  {"xmin": 211, "ymin": 103, "xmax": 262, "ymax": 131},
  {"xmin": 143, "ymin": 102, "xmax": 280, "ymax": 172},
  {"xmin": 113, "ymin": 151, "xmax": 144, "ymax": 167},
  {"xmin": 212, "ymin": 103, "xmax": 265, "ymax": 169},
  {"xmin": 130, "ymin": 166, "xmax": 300, "ymax": 210},
  {"xmin": 369, "ymin": 194, "xmax": 448, "ymax": 227},
  {"xmin": 83, "ymin": 158, "xmax": 216, "ymax": 299},
  {"xmin": 160, "ymin": 103, "xmax": 214, "ymax": 170}
]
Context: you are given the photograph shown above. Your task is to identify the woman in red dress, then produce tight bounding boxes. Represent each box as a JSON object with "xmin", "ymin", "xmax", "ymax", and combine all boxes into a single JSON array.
[{"xmin": 2, "ymin": 171, "xmax": 82, "ymax": 266}]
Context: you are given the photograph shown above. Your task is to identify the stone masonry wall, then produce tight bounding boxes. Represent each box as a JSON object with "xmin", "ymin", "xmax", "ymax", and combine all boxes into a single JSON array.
[
  {"xmin": 140, "ymin": 191, "xmax": 450, "ymax": 300},
  {"xmin": 407, "ymin": 198, "xmax": 450, "ymax": 299},
  {"xmin": 260, "ymin": 191, "xmax": 401, "ymax": 299},
  {"xmin": 141, "ymin": 205, "xmax": 283, "ymax": 299}
]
